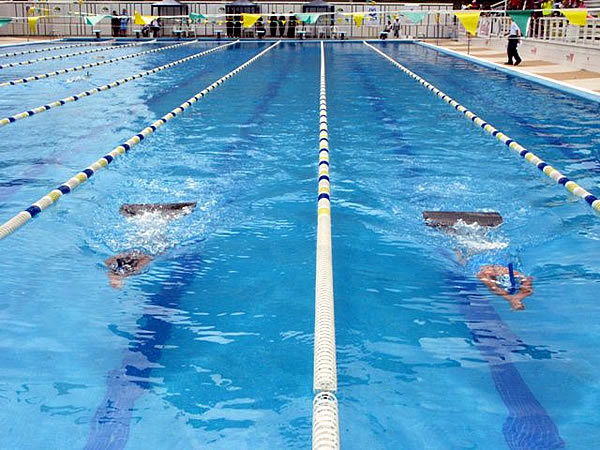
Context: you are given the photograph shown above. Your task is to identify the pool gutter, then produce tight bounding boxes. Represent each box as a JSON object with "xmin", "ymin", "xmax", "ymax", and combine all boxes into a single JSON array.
[{"xmin": 417, "ymin": 41, "xmax": 600, "ymax": 104}]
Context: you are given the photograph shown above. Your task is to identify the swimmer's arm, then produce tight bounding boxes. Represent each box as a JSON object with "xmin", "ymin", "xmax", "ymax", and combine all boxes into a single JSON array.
[{"xmin": 477, "ymin": 267, "xmax": 533, "ymax": 310}]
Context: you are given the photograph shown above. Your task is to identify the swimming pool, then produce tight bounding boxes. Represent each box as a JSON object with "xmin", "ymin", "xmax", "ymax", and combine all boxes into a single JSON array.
[{"xmin": 0, "ymin": 39, "xmax": 599, "ymax": 449}]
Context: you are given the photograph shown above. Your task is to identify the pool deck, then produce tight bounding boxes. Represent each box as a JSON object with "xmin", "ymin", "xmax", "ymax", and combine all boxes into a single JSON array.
[
  {"xmin": 0, "ymin": 36, "xmax": 54, "ymax": 46},
  {"xmin": 426, "ymin": 40, "xmax": 600, "ymax": 94}
]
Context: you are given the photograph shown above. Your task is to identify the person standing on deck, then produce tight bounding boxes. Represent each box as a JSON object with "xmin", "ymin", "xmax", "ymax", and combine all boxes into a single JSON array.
[
  {"xmin": 278, "ymin": 15, "xmax": 286, "ymax": 37},
  {"xmin": 505, "ymin": 19, "xmax": 522, "ymax": 66},
  {"xmin": 269, "ymin": 14, "xmax": 278, "ymax": 37},
  {"xmin": 287, "ymin": 12, "xmax": 297, "ymax": 38},
  {"xmin": 392, "ymin": 17, "xmax": 400, "ymax": 38},
  {"xmin": 111, "ymin": 11, "xmax": 120, "ymax": 37},
  {"xmin": 119, "ymin": 9, "xmax": 129, "ymax": 37}
]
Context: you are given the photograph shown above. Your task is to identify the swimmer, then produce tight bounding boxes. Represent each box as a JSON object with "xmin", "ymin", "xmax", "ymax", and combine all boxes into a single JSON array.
[
  {"xmin": 425, "ymin": 210, "xmax": 534, "ymax": 310},
  {"xmin": 105, "ymin": 201, "xmax": 196, "ymax": 289},
  {"xmin": 105, "ymin": 251, "xmax": 153, "ymax": 289},
  {"xmin": 477, "ymin": 265, "xmax": 533, "ymax": 310},
  {"xmin": 66, "ymin": 72, "xmax": 92, "ymax": 83}
]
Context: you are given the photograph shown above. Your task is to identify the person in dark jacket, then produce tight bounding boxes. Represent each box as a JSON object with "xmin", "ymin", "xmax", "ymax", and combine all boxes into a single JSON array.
[
  {"xmin": 234, "ymin": 15, "xmax": 242, "ymax": 38},
  {"xmin": 226, "ymin": 16, "xmax": 234, "ymax": 37},
  {"xmin": 278, "ymin": 15, "xmax": 286, "ymax": 37},
  {"xmin": 111, "ymin": 11, "xmax": 120, "ymax": 37},
  {"xmin": 287, "ymin": 12, "xmax": 296, "ymax": 38},
  {"xmin": 269, "ymin": 14, "xmax": 277, "ymax": 37}
]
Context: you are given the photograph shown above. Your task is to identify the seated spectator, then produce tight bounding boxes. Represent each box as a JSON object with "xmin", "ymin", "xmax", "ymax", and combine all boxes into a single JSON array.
[
  {"xmin": 380, "ymin": 20, "xmax": 391, "ymax": 39},
  {"xmin": 149, "ymin": 18, "xmax": 161, "ymax": 38}
]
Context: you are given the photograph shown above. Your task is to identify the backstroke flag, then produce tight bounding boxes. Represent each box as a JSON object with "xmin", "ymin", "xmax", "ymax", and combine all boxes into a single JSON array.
[
  {"xmin": 296, "ymin": 13, "xmax": 321, "ymax": 24},
  {"xmin": 0, "ymin": 18, "xmax": 11, "ymax": 28},
  {"xmin": 561, "ymin": 9, "xmax": 588, "ymax": 26},
  {"xmin": 134, "ymin": 11, "xmax": 155, "ymax": 26},
  {"xmin": 402, "ymin": 11, "xmax": 427, "ymax": 25},
  {"xmin": 454, "ymin": 11, "xmax": 480, "ymax": 35},
  {"xmin": 507, "ymin": 10, "xmax": 532, "ymax": 36},
  {"xmin": 242, "ymin": 13, "xmax": 261, "ymax": 28},
  {"xmin": 28, "ymin": 16, "xmax": 40, "ymax": 33},
  {"xmin": 353, "ymin": 13, "xmax": 364, "ymax": 27},
  {"xmin": 85, "ymin": 15, "xmax": 108, "ymax": 27},
  {"xmin": 189, "ymin": 13, "xmax": 206, "ymax": 23}
]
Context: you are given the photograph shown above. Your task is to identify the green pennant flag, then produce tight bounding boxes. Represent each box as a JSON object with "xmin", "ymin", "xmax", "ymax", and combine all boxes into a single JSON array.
[
  {"xmin": 402, "ymin": 11, "xmax": 427, "ymax": 25},
  {"xmin": 189, "ymin": 12, "xmax": 206, "ymax": 23},
  {"xmin": 0, "ymin": 17, "xmax": 12, "ymax": 27},
  {"xmin": 507, "ymin": 10, "xmax": 532, "ymax": 37},
  {"xmin": 296, "ymin": 13, "xmax": 321, "ymax": 24},
  {"xmin": 85, "ymin": 15, "xmax": 108, "ymax": 27}
]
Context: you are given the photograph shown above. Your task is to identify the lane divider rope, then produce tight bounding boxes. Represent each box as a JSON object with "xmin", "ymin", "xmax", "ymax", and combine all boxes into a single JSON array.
[
  {"xmin": 0, "ymin": 41, "xmax": 103, "ymax": 58},
  {"xmin": 0, "ymin": 40, "xmax": 193, "ymax": 88},
  {"xmin": 0, "ymin": 41, "xmax": 280, "ymax": 240},
  {"xmin": 0, "ymin": 41, "xmax": 145, "ymax": 70},
  {"xmin": 364, "ymin": 41, "xmax": 600, "ymax": 213},
  {"xmin": 0, "ymin": 41, "xmax": 239, "ymax": 128},
  {"xmin": 312, "ymin": 40, "xmax": 340, "ymax": 450}
]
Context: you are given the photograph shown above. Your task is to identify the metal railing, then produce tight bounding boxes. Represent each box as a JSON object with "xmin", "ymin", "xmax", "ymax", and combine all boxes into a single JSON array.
[
  {"xmin": 0, "ymin": 2, "xmax": 455, "ymax": 39},
  {"xmin": 464, "ymin": 14, "xmax": 600, "ymax": 47}
]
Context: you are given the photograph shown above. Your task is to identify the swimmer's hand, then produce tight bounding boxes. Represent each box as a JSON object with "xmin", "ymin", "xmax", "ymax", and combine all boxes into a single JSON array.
[{"xmin": 477, "ymin": 266, "xmax": 533, "ymax": 310}]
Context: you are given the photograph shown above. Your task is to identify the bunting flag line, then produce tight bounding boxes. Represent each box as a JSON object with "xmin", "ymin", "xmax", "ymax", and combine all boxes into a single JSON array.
[
  {"xmin": 0, "ymin": 18, "xmax": 11, "ymax": 28},
  {"xmin": 27, "ymin": 16, "xmax": 40, "ymax": 33},
  {"xmin": 454, "ymin": 11, "xmax": 480, "ymax": 35},
  {"xmin": 84, "ymin": 14, "xmax": 109, "ymax": 27},
  {"xmin": 561, "ymin": 9, "xmax": 588, "ymax": 26},
  {"xmin": 402, "ymin": 11, "xmax": 427, "ymax": 24},
  {"xmin": 242, "ymin": 13, "xmax": 261, "ymax": 28},
  {"xmin": 507, "ymin": 10, "xmax": 532, "ymax": 36}
]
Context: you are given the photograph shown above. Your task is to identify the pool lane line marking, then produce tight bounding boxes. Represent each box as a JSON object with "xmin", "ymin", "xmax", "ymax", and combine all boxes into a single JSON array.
[
  {"xmin": 0, "ymin": 41, "xmax": 280, "ymax": 240},
  {"xmin": 364, "ymin": 41, "xmax": 600, "ymax": 214},
  {"xmin": 0, "ymin": 41, "xmax": 105, "ymax": 58},
  {"xmin": 0, "ymin": 40, "xmax": 193, "ymax": 88},
  {"xmin": 0, "ymin": 41, "xmax": 239, "ymax": 128},
  {"xmin": 0, "ymin": 41, "xmax": 147, "ymax": 70},
  {"xmin": 312, "ymin": 40, "xmax": 340, "ymax": 450}
]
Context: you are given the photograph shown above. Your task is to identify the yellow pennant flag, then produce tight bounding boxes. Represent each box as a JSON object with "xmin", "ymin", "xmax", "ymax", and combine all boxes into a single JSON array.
[
  {"xmin": 454, "ymin": 11, "xmax": 480, "ymax": 35},
  {"xmin": 134, "ymin": 11, "xmax": 154, "ymax": 26},
  {"xmin": 353, "ymin": 13, "xmax": 364, "ymax": 27},
  {"xmin": 28, "ymin": 16, "xmax": 40, "ymax": 33},
  {"xmin": 562, "ymin": 9, "xmax": 588, "ymax": 26},
  {"xmin": 242, "ymin": 13, "xmax": 261, "ymax": 28}
]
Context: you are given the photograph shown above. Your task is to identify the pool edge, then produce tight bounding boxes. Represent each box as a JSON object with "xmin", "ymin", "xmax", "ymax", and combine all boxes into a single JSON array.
[{"xmin": 417, "ymin": 41, "xmax": 600, "ymax": 104}]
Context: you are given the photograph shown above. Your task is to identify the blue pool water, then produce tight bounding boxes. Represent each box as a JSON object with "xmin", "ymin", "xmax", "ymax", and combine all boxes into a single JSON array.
[{"xmin": 0, "ymin": 40, "xmax": 599, "ymax": 449}]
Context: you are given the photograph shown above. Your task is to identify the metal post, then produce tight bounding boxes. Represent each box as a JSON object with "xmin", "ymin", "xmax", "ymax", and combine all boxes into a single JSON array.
[{"xmin": 467, "ymin": 31, "xmax": 471, "ymax": 54}]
